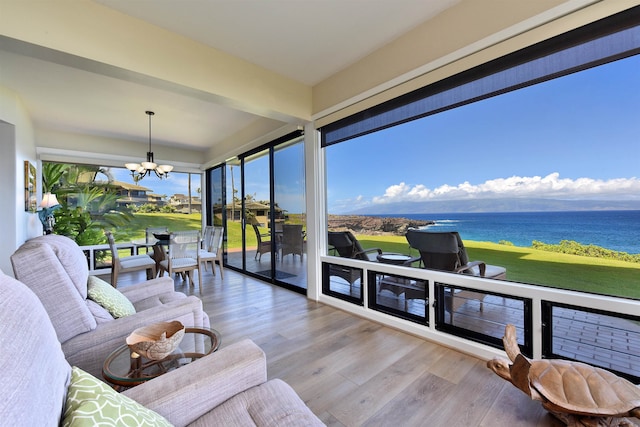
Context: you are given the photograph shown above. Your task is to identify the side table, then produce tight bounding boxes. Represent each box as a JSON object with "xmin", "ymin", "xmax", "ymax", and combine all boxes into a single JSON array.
[
  {"xmin": 376, "ymin": 253, "xmax": 418, "ymax": 265},
  {"xmin": 103, "ymin": 327, "xmax": 221, "ymax": 389},
  {"xmin": 376, "ymin": 253, "xmax": 424, "ymax": 310}
]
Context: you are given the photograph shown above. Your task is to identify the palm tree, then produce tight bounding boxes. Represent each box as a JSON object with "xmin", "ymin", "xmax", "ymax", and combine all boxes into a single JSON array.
[{"xmin": 41, "ymin": 162, "xmax": 134, "ymax": 245}]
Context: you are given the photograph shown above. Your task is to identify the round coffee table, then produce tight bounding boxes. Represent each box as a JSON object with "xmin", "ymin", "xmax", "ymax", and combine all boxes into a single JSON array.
[{"xmin": 103, "ymin": 327, "xmax": 221, "ymax": 388}]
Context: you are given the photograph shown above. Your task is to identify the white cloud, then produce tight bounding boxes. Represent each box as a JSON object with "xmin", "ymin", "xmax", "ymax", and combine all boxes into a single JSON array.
[
  {"xmin": 372, "ymin": 173, "xmax": 640, "ymax": 204},
  {"xmin": 330, "ymin": 194, "xmax": 371, "ymax": 213}
]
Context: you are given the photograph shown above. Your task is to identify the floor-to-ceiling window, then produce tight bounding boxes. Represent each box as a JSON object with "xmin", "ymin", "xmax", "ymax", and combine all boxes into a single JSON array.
[
  {"xmin": 319, "ymin": 7, "xmax": 640, "ymax": 382},
  {"xmin": 322, "ymin": 8, "xmax": 640, "ymax": 301},
  {"xmin": 243, "ymin": 147, "xmax": 274, "ymax": 279},
  {"xmin": 273, "ymin": 138, "xmax": 307, "ymax": 289},
  {"xmin": 207, "ymin": 131, "xmax": 306, "ymax": 292},
  {"xmin": 42, "ymin": 161, "xmax": 202, "ymax": 246}
]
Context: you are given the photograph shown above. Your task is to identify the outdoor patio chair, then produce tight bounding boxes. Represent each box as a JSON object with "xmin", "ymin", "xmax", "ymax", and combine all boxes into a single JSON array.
[
  {"xmin": 328, "ymin": 231, "xmax": 382, "ymax": 261},
  {"xmin": 105, "ymin": 230, "xmax": 156, "ymax": 287},
  {"xmin": 405, "ymin": 229, "xmax": 507, "ymax": 321},
  {"xmin": 405, "ymin": 230, "xmax": 506, "ymax": 280},
  {"xmin": 281, "ymin": 224, "xmax": 305, "ymax": 261},
  {"xmin": 252, "ymin": 223, "xmax": 275, "ymax": 261},
  {"xmin": 327, "ymin": 231, "xmax": 384, "ymax": 286}
]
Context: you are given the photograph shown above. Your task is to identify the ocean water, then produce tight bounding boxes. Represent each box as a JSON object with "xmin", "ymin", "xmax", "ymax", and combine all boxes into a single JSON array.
[{"xmin": 375, "ymin": 210, "xmax": 640, "ymax": 254}]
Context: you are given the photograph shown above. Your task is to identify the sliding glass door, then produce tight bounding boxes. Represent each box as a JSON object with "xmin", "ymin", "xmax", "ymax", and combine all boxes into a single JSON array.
[
  {"xmin": 243, "ymin": 148, "xmax": 274, "ymax": 278},
  {"xmin": 210, "ymin": 132, "xmax": 306, "ymax": 292},
  {"xmin": 273, "ymin": 139, "xmax": 306, "ymax": 289}
]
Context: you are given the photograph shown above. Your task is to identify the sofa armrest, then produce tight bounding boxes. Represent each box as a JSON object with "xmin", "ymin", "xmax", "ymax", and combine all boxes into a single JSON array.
[
  {"xmin": 119, "ymin": 276, "xmax": 175, "ymax": 303},
  {"xmin": 63, "ymin": 296, "xmax": 207, "ymax": 378},
  {"xmin": 123, "ymin": 339, "xmax": 267, "ymax": 427}
]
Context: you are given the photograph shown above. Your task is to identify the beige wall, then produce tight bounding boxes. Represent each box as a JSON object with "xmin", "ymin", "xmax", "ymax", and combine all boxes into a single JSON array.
[
  {"xmin": 1, "ymin": 0, "xmax": 637, "ymax": 266},
  {"xmin": 36, "ymin": 129, "xmax": 204, "ymax": 172},
  {"xmin": 0, "ymin": 86, "xmax": 40, "ymax": 275},
  {"xmin": 204, "ymin": 119, "xmax": 301, "ymax": 167},
  {"xmin": 0, "ymin": 0, "xmax": 311, "ymax": 124},
  {"xmin": 312, "ymin": 0, "xmax": 638, "ymax": 126}
]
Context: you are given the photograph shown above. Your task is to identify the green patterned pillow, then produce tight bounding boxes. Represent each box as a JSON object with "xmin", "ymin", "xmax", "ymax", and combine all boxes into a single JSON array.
[
  {"xmin": 62, "ymin": 367, "xmax": 173, "ymax": 427},
  {"xmin": 87, "ymin": 276, "xmax": 136, "ymax": 318}
]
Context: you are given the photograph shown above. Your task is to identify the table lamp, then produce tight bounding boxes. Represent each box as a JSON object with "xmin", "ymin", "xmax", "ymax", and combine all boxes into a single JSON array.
[{"xmin": 38, "ymin": 192, "xmax": 60, "ymax": 234}]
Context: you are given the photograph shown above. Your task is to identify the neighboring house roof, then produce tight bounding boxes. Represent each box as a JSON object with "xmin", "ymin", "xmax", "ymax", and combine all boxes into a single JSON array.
[
  {"xmin": 229, "ymin": 201, "xmax": 284, "ymax": 213},
  {"xmin": 247, "ymin": 201, "xmax": 270, "ymax": 210},
  {"xmin": 116, "ymin": 197, "xmax": 149, "ymax": 204},
  {"xmin": 111, "ymin": 180, "xmax": 152, "ymax": 192}
]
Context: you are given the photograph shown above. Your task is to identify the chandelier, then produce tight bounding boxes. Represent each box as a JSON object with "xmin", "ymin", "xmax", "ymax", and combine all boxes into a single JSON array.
[{"xmin": 125, "ymin": 111, "xmax": 173, "ymax": 180}]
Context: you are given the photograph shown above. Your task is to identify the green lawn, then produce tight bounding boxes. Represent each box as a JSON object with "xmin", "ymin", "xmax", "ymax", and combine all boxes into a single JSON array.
[
  {"xmin": 110, "ymin": 214, "xmax": 640, "ymax": 299},
  {"xmin": 356, "ymin": 234, "xmax": 640, "ymax": 299},
  {"xmin": 109, "ymin": 213, "xmax": 202, "ymax": 241}
]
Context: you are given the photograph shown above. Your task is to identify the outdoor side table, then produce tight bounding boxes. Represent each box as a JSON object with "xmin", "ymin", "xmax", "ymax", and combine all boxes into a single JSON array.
[
  {"xmin": 376, "ymin": 253, "xmax": 424, "ymax": 309},
  {"xmin": 376, "ymin": 253, "xmax": 417, "ymax": 265},
  {"xmin": 103, "ymin": 327, "xmax": 221, "ymax": 389}
]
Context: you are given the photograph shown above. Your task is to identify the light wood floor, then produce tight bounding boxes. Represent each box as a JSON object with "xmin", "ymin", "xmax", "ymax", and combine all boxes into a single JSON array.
[{"xmin": 112, "ymin": 268, "xmax": 566, "ymax": 427}]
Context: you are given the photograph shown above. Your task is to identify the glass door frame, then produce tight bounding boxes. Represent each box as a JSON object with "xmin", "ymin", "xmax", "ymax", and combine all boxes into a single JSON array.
[{"xmin": 206, "ymin": 130, "xmax": 305, "ymax": 293}]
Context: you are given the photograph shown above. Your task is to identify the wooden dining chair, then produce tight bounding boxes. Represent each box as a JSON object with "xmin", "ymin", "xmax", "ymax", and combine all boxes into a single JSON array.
[
  {"xmin": 199, "ymin": 226, "xmax": 224, "ymax": 279},
  {"xmin": 105, "ymin": 231, "xmax": 156, "ymax": 288},
  {"xmin": 158, "ymin": 230, "xmax": 202, "ymax": 289}
]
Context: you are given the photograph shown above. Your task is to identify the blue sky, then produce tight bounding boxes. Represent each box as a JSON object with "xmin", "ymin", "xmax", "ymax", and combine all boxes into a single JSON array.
[
  {"xmin": 326, "ymin": 54, "xmax": 640, "ymax": 213},
  {"xmin": 104, "ymin": 54, "xmax": 639, "ymax": 215},
  {"xmin": 109, "ymin": 168, "xmax": 201, "ymax": 199},
  {"xmin": 228, "ymin": 142, "xmax": 306, "ymax": 213}
]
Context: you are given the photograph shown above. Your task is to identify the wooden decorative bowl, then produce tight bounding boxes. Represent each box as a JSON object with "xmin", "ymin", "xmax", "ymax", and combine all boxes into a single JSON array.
[{"xmin": 126, "ymin": 321, "xmax": 185, "ymax": 360}]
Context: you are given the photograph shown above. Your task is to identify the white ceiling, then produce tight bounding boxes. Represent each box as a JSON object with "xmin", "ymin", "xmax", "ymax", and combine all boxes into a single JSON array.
[
  {"xmin": 1, "ymin": 0, "xmax": 460, "ymax": 152},
  {"xmin": 95, "ymin": 0, "xmax": 460, "ymax": 86}
]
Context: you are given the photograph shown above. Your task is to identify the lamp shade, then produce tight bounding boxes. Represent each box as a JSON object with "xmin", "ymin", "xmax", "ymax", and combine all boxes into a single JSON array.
[{"xmin": 40, "ymin": 192, "xmax": 59, "ymax": 208}]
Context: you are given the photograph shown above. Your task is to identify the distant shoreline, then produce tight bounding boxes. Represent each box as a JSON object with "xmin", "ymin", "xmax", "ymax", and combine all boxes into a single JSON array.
[
  {"xmin": 333, "ymin": 211, "xmax": 640, "ymax": 255},
  {"xmin": 328, "ymin": 214, "xmax": 433, "ymax": 236}
]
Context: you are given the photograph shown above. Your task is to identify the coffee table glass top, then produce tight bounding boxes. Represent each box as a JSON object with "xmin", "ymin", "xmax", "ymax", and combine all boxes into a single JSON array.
[{"xmin": 103, "ymin": 327, "xmax": 221, "ymax": 387}]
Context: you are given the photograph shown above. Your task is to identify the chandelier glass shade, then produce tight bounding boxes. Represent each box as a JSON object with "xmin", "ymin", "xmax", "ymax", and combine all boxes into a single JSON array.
[{"xmin": 125, "ymin": 111, "xmax": 173, "ymax": 180}]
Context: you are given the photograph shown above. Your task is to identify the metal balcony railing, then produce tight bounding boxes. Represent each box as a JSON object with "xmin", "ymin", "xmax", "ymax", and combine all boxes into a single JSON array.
[{"xmin": 321, "ymin": 256, "xmax": 640, "ymax": 383}]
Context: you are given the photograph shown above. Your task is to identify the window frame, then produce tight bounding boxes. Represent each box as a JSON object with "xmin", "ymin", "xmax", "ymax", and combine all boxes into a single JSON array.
[{"xmin": 320, "ymin": 6, "xmax": 640, "ymax": 147}]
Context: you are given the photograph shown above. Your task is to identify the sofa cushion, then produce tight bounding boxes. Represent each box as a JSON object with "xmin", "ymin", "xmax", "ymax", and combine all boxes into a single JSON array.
[
  {"xmin": 86, "ymin": 299, "xmax": 114, "ymax": 324},
  {"xmin": 62, "ymin": 367, "xmax": 172, "ymax": 427},
  {"xmin": 21, "ymin": 235, "xmax": 90, "ymax": 297},
  {"xmin": 190, "ymin": 379, "xmax": 324, "ymax": 427},
  {"xmin": 87, "ymin": 276, "xmax": 136, "ymax": 318},
  {"xmin": 0, "ymin": 271, "xmax": 71, "ymax": 427},
  {"xmin": 11, "ymin": 236, "xmax": 97, "ymax": 343},
  {"xmin": 132, "ymin": 291, "xmax": 186, "ymax": 312}
]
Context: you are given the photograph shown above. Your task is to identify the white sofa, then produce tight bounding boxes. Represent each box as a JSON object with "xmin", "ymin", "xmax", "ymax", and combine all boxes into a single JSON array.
[
  {"xmin": 0, "ymin": 270, "xmax": 324, "ymax": 426},
  {"xmin": 11, "ymin": 234, "xmax": 210, "ymax": 378}
]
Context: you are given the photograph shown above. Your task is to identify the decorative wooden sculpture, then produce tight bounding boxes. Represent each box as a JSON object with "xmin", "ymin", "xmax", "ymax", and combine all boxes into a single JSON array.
[
  {"xmin": 487, "ymin": 324, "xmax": 640, "ymax": 427},
  {"xmin": 126, "ymin": 321, "xmax": 185, "ymax": 360}
]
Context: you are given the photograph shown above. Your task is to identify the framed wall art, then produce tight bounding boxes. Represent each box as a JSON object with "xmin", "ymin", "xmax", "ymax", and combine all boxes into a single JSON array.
[{"xmin": 24, "ymin": 160, "xmax": 37, "ymax": 212}]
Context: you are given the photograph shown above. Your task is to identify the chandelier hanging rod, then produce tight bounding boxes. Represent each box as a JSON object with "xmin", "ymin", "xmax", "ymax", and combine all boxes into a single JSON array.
[{"xmin": 125, "ymin": 110, "xmax": 174, "ymax": 180}]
